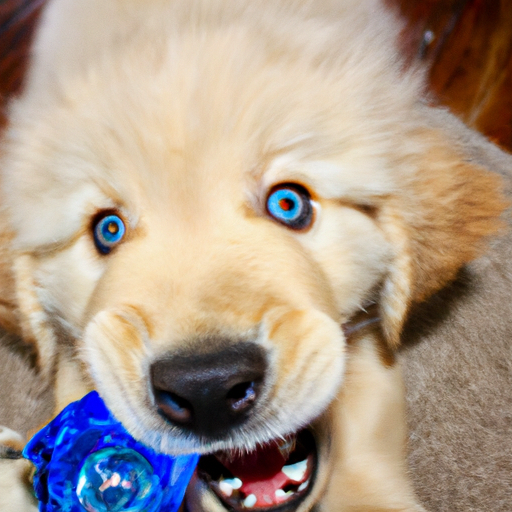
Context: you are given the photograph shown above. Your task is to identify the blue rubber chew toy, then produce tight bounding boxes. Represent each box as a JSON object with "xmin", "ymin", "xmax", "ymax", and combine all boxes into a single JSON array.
[{"xmin": 23, "ymin": 391, "xmax": 199, "ymax": 512}]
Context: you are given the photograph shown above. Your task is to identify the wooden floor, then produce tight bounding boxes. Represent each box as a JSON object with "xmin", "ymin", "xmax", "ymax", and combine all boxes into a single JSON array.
[{"xmin": 0, "ymin": 0, "xmax": 511, "ymax": 151}]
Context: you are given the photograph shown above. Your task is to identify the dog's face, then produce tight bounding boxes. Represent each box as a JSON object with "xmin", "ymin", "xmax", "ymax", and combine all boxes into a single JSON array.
[{"xmin": 0, "ymin": 1, "xmax": 505, "ymax": 511}]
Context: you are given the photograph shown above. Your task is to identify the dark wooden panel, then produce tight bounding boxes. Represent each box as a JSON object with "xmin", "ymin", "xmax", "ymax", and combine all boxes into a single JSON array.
[
  {"xmin": 391, "ymin": 0, "xmax": 512, "ymax": 151},
  {"xmin": 0, "ymin": 0, "xmax": 46, "ymax": 126}
]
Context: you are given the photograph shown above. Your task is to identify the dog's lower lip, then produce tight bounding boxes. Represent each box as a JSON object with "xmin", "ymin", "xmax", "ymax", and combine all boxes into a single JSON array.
[{"xmin": 196, "ymin": 429, "xmax": 316, "ymax": 511}]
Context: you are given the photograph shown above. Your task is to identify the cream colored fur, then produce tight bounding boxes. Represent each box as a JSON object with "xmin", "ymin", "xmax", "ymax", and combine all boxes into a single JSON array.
[{"xmin": 0, "ymin": 1, "xmax": 505, "ymax": 511}]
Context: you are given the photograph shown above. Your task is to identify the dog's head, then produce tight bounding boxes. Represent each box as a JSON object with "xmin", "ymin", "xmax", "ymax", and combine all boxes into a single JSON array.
[{"xmin": 0, "ymin": 0, "xmax": 505, "ymax": 510}]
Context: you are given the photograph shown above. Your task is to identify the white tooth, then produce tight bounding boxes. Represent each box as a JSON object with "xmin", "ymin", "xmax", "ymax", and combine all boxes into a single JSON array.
[
  {"xmin": 223, "ymin": 477, "xmax": 243, "ymax": 490},
  {"xmin": 218, "ymin": 481, "xmax": 233, "ymax": 497},
  {"xmin": 282, "ymin": 459, "xmax": 308, "ymax": 481},
  {"xmin": 275, "ymin": 489, "xmax": 287, "ymax": 498},
  {"xmin": 298, "ymin": 480, "xmax": 309, "ymax": 492},
  {"xmin": 243, "ymin": 494, "xmax": 257, "ymax": 508}
]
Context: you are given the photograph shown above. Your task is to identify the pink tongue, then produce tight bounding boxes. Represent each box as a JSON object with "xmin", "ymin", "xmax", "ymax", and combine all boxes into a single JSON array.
[
  {"xmin": 221, "ymin": 442, "xmax": 287, "ymax": 482},
  {"xmin": 219, "ymin": 442, "xmax": 309, "ymax": 508}
]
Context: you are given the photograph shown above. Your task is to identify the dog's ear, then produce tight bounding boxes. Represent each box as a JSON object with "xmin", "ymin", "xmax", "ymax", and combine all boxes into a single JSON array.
[
  {"xmin": 379, "ymin": 126, "xmax": 508, "ymax": 348},
  {"xmin": 0, "ymin": 215, "xmax": 57, "ymax": 378},
  {"xmin": 0, "ymin": 218, "xmax": 21, "ymax": 336},
  {"xmin": 11, "ymin": 255, "xmax": 59, "ymax": 380}
]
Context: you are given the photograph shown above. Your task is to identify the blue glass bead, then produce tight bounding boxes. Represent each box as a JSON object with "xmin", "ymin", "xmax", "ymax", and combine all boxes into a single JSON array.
[
  {"xmin": 76, "ymin": 447, "xmax": 157, "ymax": 512},
  {"xmin": 23, "ymin": 391, "xmax": 199, "ymax": 512}
]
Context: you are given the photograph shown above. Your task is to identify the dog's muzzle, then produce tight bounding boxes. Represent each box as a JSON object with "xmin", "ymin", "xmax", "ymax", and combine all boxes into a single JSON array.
[{"xmin": 150, "ymin": 342, "xmax": 320, "ymax": 511}]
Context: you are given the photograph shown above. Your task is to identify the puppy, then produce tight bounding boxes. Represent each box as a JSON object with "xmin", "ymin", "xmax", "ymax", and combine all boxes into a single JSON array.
[{"xmin": 0, "ymin": 1, "xmax": 505, "ymax": 511}]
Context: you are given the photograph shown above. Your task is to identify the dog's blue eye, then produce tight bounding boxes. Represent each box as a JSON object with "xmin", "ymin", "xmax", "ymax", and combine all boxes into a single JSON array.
[
  {"xmin": 266, "ymin": 184, "xmax": 313, "ymax": 230},
  {"xmin": 93, "ymin": 214, "xmax": 126, "ymax": 254}
]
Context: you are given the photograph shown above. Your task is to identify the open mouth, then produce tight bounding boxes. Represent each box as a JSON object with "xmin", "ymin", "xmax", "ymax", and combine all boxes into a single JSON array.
[{"xmin": 197, "ymin": 429, "xmax": 316, "ymax": 511}]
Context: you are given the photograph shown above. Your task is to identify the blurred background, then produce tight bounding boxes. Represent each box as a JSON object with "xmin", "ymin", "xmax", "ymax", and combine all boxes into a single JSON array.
[{"xmin": 1, "ymin": 0, "xmax": 511, "ymax": 151}]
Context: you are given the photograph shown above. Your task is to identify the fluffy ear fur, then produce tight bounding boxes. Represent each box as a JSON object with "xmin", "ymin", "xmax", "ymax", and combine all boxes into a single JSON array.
[
  {"xmin": 0, "ymin": 210, "xmax": 56, "ymax": 378},
  {"xmin": 11, "ymin": 255, "xmax": 58, "ymax": 380},
  {"xmin": 0, "ymin": 225, "xmax": 57, "ymax": 380},
  {"xmin": 379, "ymin": 125, "xmax": 507, "ymax": 347},
  {"xmin": 0, "ymin": 215, "xmax": 20, "ymax": 336}
]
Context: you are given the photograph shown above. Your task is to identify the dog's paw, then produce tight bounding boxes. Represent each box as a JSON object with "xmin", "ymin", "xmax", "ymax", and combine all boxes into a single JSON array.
[
  {"xmin": 0, "ymin": 459, "xmax": 38, "ymax": 512},
  {"xmin": 0, "ymin": 425, "xmax": 25, "ymax": 454},
  {"xmin": 0, "ymin": 426, "xmax": 37, "ymax": 512}
]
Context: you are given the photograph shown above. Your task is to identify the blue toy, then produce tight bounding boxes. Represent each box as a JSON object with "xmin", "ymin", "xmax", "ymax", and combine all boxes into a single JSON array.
[{"xmin": 23, "ymin": 391, "xmax": 199, "ymax": 512}]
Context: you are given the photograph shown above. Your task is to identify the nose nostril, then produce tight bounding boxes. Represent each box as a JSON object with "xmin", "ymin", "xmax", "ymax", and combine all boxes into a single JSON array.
[
  {"xmin": 150, "ymin": 343, "xmax": 267, "ymax": 436},
  {"xmin": 226, "ymin": 381, "xmax": 258, "ymax": 412},
  {"xmin": 155, "ymin": 389, "xmax": 193, "ymax": 425}
]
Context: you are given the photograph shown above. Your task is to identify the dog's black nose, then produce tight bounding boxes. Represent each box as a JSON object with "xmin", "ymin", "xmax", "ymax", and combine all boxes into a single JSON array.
[{"xmin": 150, "ymin": 343, "xmax": 267, "ymax": 437}]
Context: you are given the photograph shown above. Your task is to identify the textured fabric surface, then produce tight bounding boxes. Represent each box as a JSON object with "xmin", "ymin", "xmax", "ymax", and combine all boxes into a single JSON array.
[
  {"xmin": 402, "ymin": 112, "xmax": 512, "ymax": 512},
  {"xmin": 0, "ymin": 335, "xmax": 53, "ymax": 440}
]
